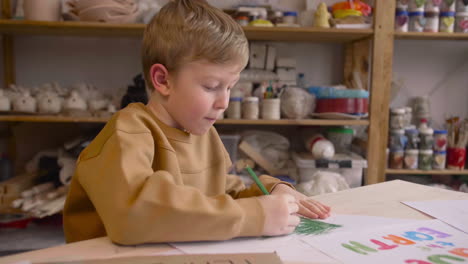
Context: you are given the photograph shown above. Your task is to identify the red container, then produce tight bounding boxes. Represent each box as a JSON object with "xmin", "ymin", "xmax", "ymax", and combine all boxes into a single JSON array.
[
  {"xmin": 315, "ymin": 98, "xmax": 368, "ymax": 114},
  {"xmin": 447, "ymin": 147, "xmax": 466, "ymax": 170}
]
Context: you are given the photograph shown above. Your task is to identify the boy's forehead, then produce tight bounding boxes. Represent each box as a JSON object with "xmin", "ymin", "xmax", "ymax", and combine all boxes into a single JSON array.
[{"xmin": 186, "ymin": 60, "xmax": 243, "ymax": 78}]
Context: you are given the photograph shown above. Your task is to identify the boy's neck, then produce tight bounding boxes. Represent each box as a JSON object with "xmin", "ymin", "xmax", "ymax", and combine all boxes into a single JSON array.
[{"xmin": 146, "ymin": 96, "xmax": 181, "ymax": 130}]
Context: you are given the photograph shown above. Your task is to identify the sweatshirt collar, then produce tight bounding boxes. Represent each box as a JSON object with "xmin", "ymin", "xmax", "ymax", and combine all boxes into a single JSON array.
[{"xmin": 135, "ymin": 103, "xmax": 193, "ymax": 143}]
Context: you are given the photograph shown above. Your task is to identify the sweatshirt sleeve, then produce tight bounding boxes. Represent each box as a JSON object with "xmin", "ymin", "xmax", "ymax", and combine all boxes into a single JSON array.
[{"xmin": 76, "ymin": 130, "xmax": 265, "ymax": 245}]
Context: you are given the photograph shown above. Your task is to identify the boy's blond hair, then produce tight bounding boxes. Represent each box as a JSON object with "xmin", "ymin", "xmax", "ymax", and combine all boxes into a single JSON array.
[{"xmin": 142, "ymin": 0, "xmax": 249, "ymax": 92}]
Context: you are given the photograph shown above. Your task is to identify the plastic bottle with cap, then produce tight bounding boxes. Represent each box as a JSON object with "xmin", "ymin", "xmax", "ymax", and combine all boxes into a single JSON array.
[
  {"xmin": 418, "ymin": 119, "xmax": 434, "ymax": 150},
  {"xmin": 306, "ymin": 134, "xmax": 335, "ymax": 160}
]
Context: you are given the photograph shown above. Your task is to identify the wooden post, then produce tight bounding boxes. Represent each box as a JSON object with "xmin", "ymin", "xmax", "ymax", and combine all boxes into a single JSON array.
[
  {"xmin": 366, "ymin": 0, "xmax": 395, "ymax": 184},
  {"xmin": 2, "ymin": 0, "xmax": 15, "ymax": 87},
  {"xmin": 344, "ymin": 39, "xmax": 370, "ymax": 91}
]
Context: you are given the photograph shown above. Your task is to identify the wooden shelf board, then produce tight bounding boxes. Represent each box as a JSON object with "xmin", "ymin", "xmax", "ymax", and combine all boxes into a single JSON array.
[
  {"xmin": 395, "ymin": 32, "xmax": 468, "ymax": 41},
  {"xmin": 0, "ymin": 115, "xmax": 109, "ymax": 123},
  {"xmin": 386, "ymin": 169, "xmax": 468, "ymax": 175},
  {"xmin": 216, "ymin": 118, "xmax": 369, "ymax": 125},
  {"xmin": 0, "ymin": 20, "xmax": 373, "ymax": 42},
  {"xmin": 0, "ymin": 115, "xmax": 369, "ymax": 125}
]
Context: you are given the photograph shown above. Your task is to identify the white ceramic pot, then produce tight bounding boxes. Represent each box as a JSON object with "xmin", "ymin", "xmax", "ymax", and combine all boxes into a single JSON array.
[
  {"xmin": 0, "ymin": 90, "xmax": 11, "ymax": 111},
  {"xmin": 64, "ymin": 90, "xmax": 87, "ymax": 111},
  {"xmin": 38, "ymin": 93, "xmax": 62, "ymax": 114},
  {"xmin": 13, "ymin": 91, "xmax": 37, "ymax": 113}
]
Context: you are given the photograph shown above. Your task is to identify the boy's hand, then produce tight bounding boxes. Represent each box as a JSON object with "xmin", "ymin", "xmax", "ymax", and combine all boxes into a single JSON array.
[
  {"xmin": 257, "ymin": 194, "xmax": 300, "ymax": 236},
  {"xmin": 271, "ymin": 184, "xmax": 331, "ymax": 219}
]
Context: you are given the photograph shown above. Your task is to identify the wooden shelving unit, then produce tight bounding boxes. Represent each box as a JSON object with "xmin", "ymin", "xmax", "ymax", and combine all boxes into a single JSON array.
[
  {"xmin": 0, "ymin": 115, "xmax": 369, "ymax": 126},
  {"xmin": 395, "ymin": 32, "xmax": 468, "ymax": 41},
  {"xmin": 0, "ymin": 0, "xmax": 395, "ymax": 185},
  {"xmin": 0, "ymin": 19, "xmax": 373, "ymax": 42},
  {"xmin": 386, "ymin": 169, "xmax": 468, "ymax": 175}
]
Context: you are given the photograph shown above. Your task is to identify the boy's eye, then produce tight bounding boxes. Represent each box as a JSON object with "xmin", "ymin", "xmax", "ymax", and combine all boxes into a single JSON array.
[{"xmin": 203, "ymin": 85, "xmax": 216, "ymax": 91}]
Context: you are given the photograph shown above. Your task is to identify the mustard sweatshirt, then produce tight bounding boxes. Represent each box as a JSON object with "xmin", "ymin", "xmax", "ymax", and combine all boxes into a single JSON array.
[{"xmin": 63, "ymin": 103, "xmax": 286, "ymax": 245}]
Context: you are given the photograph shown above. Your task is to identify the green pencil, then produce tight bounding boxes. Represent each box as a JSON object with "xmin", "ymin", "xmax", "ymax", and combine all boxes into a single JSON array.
[{"xmin": 245, "ymin": 166, "xmax": 270, "ymax": 195}]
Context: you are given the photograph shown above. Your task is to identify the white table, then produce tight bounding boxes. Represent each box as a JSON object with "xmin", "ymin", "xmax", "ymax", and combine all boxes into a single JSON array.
[{"xmin": 1, "ymin": 180, "xmax": 468, "ymax": 264}]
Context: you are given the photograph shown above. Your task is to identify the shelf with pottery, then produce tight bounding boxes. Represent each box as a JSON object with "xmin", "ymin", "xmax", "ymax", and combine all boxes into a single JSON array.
[
  {"xmin": 0, "ymin": 19, "xmax": 373, "ymax": 42},
  {"xmin": 0, "ymin": 115, "xmax": 369, "ymax": 126},
  {"xmin": 394, "ymin": 32, "xmax": 468, "ymax": 40},
  {"xmin": 386, "ymin": 169, "xmax": 468, "ymax": 175}
]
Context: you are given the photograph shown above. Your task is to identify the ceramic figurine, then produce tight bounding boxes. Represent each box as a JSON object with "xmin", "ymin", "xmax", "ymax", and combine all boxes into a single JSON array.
[
  {"xmin": 13, "ymin": 91, "xmax": 37, "ymax": 113},
  {"xmin": 88, "ymin": 98, "xmax": 109, "ymax": 112},
  {"xmin": 37, "ymin": 91, "xmax": 62, "ymax": 114},
  {"xmin": 314, "ymin": 2, "xmax": 331, "ymax": 28},
  {"xmin": 0, "ymin": 89, "xmax": 11, "ymax": 111},
  {"xmin": 63, "ymin": 90, "xmax": 87, "ymax": 111}
]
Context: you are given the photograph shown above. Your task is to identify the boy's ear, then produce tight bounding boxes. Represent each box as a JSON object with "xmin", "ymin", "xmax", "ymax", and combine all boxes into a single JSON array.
[{"xmin": 149, "ymin": 64, "xmax": 171, "ymax": 96}]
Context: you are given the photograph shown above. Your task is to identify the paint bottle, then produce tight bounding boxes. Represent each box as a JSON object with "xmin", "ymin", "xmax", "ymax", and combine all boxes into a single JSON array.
[
  {"xmin": 424, "ymin": 11, "xmax": 440, "ymax": 32},
  {"xmin": 439, "ymin": 11, "xmax": 456, "ymax": 32},
  {"xmin": 441, "ymin": 0, "xmax": 456, "ymax": 11},
  {"xmin": 404, "ymin": 149, "xmax": 419, "ymax": 170},
  {"xmin": 395, "ymin": 9, "xmax": 410, "ymax": 32},
  {"xmin": 419, "ymin": 149, "xmax": 433, "ymax": 170},
  {"xmin": 433, "ymin": 130, "xmax": 448, "ymax": 151},
  {"xmin": 457, "ymin": 0, "xmax": 468, "ymax": 11},
  {"xmin": 409, "ymin": 0, "xmax": 427, "ymax": 11},
  {"xmin": 433, "ymin": 150, "xmax": 447, "ymax": 169},
  {"xmin": 409, "ymin": 11, "xmax": 425, "ymax": 32},
  {"xmin": 455, "ymin": 12, "xmax": 468, "ymax": 32},
  {"xmin": 390, "ymin": 150, "xmax": 404, "ymax": 169}
]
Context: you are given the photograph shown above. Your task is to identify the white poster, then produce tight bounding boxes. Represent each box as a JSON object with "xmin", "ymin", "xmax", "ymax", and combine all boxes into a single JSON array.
[
  {"xmin": 303, "ymin": 219, "xmax": 468, "ymax": 264},
  {"xmin": 403, "ymin": 200, "xmax": 468, "ymax": 234}
]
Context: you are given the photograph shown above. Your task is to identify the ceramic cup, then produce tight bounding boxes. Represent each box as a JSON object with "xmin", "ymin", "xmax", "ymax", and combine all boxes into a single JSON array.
[{"xmin": 23, "ymin": 0, "xmax": 62, "ymax": 21}]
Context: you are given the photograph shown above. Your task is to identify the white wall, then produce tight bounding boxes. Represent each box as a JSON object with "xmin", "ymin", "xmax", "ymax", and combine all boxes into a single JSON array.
[
  {"xmin": 2, "ymin": 0, "xmax": 467, "ymax": 129},
  {"xmin": 391, "ymin": 40, "xmax": 468, "ymax": 129}
]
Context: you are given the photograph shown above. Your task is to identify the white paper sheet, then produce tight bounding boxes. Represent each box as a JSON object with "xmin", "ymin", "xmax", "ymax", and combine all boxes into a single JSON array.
[
  {"xmin": 402, "ymin": 200, "xmax": 468, "ymax": 234},
  {"xmin": 171, "ymin": 214, "xmax": 419, "ymax": 263},
  {"xmin": 303, "ymin": 219, "xmax": 468, "ymax": 264}
]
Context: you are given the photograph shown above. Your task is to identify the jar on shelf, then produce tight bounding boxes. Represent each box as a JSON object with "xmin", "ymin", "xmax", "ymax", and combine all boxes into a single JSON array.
[
  {"xmin": 410, "ymin": 0, "xmax": 427, "ymax": 11},
  {"xmin": 404, "ymin": 107, "xmax": 413, "ymax": 128},
  {"xmin": 271, "ymin": 11, "xmax": 284, "ymax": 25},
  {"xmin": 404, "ymin": 149, "xmax": 419, "ymax": 170},
  {"xmin": 419, "ymin": 149, "xmax": 433, "ymax": 170},
  {"xmin": 409, "ymin": 11, "xmax": 425, "ymax": 32},
  {"xmin": 405, "ymin": 129, "xmax": 420, "ymax": 149},
  {"xmin": 227, "ymin": 97, "xmax": 242, "ymax": 119},
  {"xmin": 424, "ymin": 11, "xmax": 440, "ymax": 32},
  {"xmin": 433, "ymin": 150, "xmax": 447, "ymax": 170},
  {"xmin": 242, "ymin": 97, "xmax": 259, "ymax": 120},
  {"xmin": 389, "ymin": 129, "xmax": 408, "ymax": 151},
  {"xmin": 397, "ymin": 0, "xmax": 409, "ymax": 9},
  {"xmin": 426, "ymin": 0, "xmax": 441, "ymax": 11},
  {"xmin": 395, "ymin": 9, "xmax": 409, "ymax": 32},
  {"xmin": 457, "ymin": 0, "xmax": 468, "ymax": 12},
  {"xmin": 455, "ymin": 12, "xmax": 468, "ymax": 32},
  {"xmin": 235, "ymin": 16, "xmax": 249, "ymax": 26},
  {"xmin": 434, "ymin": 130, "xmax": 448, "ymax": 151},
  {"xmin": 390, "ymin": 150, "xmax": 405, "ymax": 169},
  {"xmin": 419, "ymin": 125, "xmax": 434, "ymax": 150},
  {"xmin": 441, "ymin": 0, "xmax": 456, "ymax": 11},
  {"xmin": 261, "ymin": 98, "xmax": 281, "ymax": 120},
  {"xmin": 439, "ymin": 11, "xmax": 456, "ymax": 32},
  {"xmin": 390, "ymin": 108, "xmax": 406, "ymax": 129},
  {"xmin": 327, "ymin": 127, "xmax": 354, "ymax": 153},
  {"xmin": 283, "ymin": 11, "xmax": 298, "ymax": 24}
]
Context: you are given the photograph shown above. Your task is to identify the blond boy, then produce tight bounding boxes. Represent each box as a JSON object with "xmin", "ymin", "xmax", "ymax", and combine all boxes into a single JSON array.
[{"xmin": 63, "ymin": 0, "xmax": 330, "ymax": 245}]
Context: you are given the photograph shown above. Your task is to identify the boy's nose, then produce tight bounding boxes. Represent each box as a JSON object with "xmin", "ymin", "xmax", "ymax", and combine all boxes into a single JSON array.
[{"xmin": 214, "ymin": 91, "xmax": 229, "ymax": 110}]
